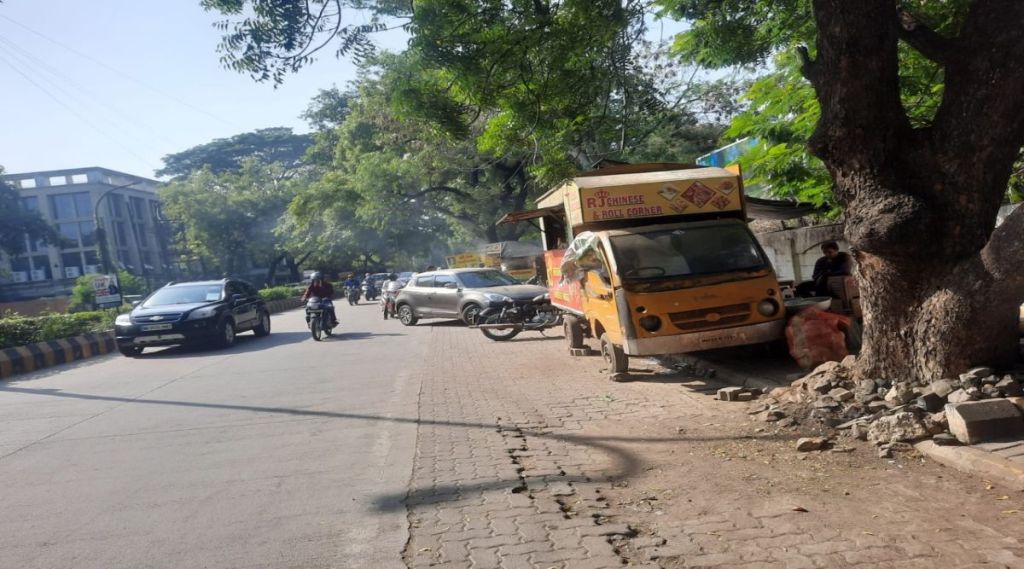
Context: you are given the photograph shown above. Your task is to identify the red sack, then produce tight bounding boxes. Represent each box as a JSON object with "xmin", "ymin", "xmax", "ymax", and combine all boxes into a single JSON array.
[{"xmin": 785, "ymin": 307, "xmax": 851, "ymax": 368}]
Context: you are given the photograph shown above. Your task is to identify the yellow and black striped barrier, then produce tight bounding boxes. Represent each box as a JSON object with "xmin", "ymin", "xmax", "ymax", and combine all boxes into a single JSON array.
[
  {"xmin": 0, "ymin": 332, "xmax": 116, "ymax": 379},
  {"xmin": 0, "ymin": 297, "xmax": 307, "ymax": 381}
]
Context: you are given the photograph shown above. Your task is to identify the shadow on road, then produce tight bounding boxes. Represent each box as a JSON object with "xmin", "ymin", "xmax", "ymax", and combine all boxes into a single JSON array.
[
  {"xmin": 140, "ymin": 331, "xmax": 310, "ymax": 358},
  {"xmin": 0, "ymin": 384, "xmax": 797, "ymax": 509}
]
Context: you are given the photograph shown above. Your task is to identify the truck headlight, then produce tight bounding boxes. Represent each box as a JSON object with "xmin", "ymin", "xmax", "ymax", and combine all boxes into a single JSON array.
[
  {"xmin": 186, "ymin": 307, "xmax": 218, "ymax": 320},
  {"xmin": 115, "ymin": 314, "xmax": 132, "ymax": 326},
  {"xmin": 757, "ymin": 299, "xmax": 780, "ymax": 317},
  {"xmin": 639, "ymin": 315, "xmax": 662, "ymax": 332}
]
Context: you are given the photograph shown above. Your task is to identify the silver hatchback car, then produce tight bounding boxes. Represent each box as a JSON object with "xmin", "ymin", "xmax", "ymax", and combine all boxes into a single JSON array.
[{"xmin": 394, "ymin": 268, "xmax": 548, "ymax": 326}]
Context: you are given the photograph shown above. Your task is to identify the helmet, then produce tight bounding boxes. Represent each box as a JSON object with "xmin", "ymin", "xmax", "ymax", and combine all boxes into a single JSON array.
[{"xmin": 311, "ymin": 271, "xmax": 322, "ymax": 281}]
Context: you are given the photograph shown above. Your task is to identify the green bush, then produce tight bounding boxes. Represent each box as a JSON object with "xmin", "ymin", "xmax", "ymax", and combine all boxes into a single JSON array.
[
  {"xmin": 0, "ymin": 311, "xmax": 118, "ymax": 350},
  {"xmin": 259, "ymin": 285, "xmax": 303, "ymax": 302}
]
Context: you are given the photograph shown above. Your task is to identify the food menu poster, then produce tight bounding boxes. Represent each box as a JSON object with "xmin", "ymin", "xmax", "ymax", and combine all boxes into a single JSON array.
[{"xmin": 577, "ymin": 176, "xmax": 741, "ymax": 223}]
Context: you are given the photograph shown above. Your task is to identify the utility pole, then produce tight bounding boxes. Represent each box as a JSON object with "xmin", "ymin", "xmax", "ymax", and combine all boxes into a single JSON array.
[{"xmin": 94, "ymin": 181, "xmax": 139, "ymax": 275}]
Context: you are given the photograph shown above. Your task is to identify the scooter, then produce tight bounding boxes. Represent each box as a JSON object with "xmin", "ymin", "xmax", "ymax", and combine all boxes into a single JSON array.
[{"xmin": 305, "ymin": 297, "xmax": 336, "ymax": 340}]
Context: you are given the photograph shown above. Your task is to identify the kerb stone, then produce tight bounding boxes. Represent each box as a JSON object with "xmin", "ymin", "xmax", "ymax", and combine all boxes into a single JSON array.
[{"xmin": 945, "ymin": 399, "xmax": 1024, "ymax": 445}]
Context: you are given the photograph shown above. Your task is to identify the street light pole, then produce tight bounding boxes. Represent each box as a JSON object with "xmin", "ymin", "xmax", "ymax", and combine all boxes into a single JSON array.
[{"xmin": 94, "ymin": 181, "xmax": 139, "ymax": 275}]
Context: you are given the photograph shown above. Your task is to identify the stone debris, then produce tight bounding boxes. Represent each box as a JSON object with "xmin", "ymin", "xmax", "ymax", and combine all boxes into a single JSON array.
[
  {"xmin": 717, "ymin": 386, "xmax": 759, "ymax": 402},
  {"xmin": 796, "ymin": 437, "xmax": 828, "ymax": 452},
  {"xmin": 759, "ymin": 357, "xmax": 1024, "ymax": 458}
]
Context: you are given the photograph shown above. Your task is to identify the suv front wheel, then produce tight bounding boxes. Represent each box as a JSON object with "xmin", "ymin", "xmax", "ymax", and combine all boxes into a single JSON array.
[{"xmin": 216, "ymin": 319, "xmax": 237, "ymax": 349}]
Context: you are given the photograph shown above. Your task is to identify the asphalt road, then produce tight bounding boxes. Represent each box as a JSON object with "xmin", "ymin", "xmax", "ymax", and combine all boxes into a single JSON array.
[{"xmin": 0, "ymin": 302, "xmax": 423, "ymax": 569}]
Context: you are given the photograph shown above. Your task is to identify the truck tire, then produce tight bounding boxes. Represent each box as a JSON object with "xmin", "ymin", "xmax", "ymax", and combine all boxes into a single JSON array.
[
  {"xmin": 600, "ymin": 333, "xmax": 628, "ymax": 379},
  {"xmin": 564, "ymin": 315, "xmax": 585, "ymax": 350}
]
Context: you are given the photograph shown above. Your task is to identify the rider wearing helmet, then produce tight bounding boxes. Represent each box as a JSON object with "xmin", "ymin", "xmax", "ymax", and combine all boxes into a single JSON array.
[{"xmin": 301, "ymin": 272, "xmax": 337, "ymax": 326}]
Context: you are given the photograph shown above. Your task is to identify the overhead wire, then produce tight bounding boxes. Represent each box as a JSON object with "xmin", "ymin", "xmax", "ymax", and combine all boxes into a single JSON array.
[
  {"xmin": 0, "ymin": 49, "xmax": 160, "ymax": 171},
  {"xmin": 0, "ymin": 33, "xmax": 179, "ymax": 156},
  {"xmin": 0, "ymin": 13, "xmax": 246, "ymax": 131}
]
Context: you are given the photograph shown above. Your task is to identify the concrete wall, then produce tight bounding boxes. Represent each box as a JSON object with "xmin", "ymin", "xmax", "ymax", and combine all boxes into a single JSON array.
[{"xmin": 755, "ymin": 224, "xmax": 847, "ymax": 283}]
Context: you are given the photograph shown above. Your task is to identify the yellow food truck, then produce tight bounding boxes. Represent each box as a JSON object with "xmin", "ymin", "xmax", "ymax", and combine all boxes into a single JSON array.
[{"xmin": 501, "ymin": 162, "xmax": 786, "ymax": 378}]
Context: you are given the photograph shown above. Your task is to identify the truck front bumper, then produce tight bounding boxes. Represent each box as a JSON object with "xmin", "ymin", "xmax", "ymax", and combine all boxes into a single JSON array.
[{"xmin": 624, "ymin": 319, "xmax": 785, "ymax": 356}]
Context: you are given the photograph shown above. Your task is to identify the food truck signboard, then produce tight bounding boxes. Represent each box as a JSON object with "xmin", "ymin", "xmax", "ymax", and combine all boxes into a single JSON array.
[{"xmin": 578, "ymin": 176, "xmax": 741, "ymax": 224}]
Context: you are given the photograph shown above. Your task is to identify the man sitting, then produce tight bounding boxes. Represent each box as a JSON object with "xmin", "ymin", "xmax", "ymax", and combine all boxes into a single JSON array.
[{"xmin": 797, "ymin": 241, "xmax": 853, "ymax": 297}]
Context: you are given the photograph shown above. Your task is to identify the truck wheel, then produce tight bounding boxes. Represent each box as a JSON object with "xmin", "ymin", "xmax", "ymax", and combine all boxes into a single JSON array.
[
  {"xmin": 600, "ymin": 333, "xmax": 628, "ymax": 379},
  {"xmin": 564, "ymin": 315, "xmax": 585, "ymax": 350}
]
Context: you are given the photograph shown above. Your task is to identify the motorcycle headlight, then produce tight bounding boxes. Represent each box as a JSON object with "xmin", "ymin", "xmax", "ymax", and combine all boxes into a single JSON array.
[
  {"xmin": 483, "ymin": 293, "xmax": 512, "ymax": 303},
  {"xmin": 186, "ymin": 306, "xmax": 218, "ymax": 320},
  {"xmin": 115, "ymin": 314, "xmax": 132, "ymax": 326}
]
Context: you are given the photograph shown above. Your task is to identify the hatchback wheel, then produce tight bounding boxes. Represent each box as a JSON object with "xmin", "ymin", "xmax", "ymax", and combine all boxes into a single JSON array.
[
  {"xmin": 461, "ymin": 303, "xmax": 482, "ymax": 326},
  {"xmin": 398, "ymin": 304, "xmax": 418, "ymax": 326}
]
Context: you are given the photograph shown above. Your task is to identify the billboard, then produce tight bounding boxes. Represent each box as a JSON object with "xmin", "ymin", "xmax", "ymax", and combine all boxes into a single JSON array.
[{"xmin": 92, "ymin": 274, "xmax": 122, "ymax": 309}]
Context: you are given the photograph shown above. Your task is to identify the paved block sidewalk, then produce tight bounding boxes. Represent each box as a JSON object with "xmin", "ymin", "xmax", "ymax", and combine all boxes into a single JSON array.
[{"xmin": 399, "ymin": 324, "xmax": 1024, "ymax": 568}]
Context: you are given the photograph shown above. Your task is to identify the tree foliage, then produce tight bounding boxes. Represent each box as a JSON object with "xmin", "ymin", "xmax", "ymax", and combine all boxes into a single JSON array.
[
  {"xmin": 0, "ymin": 167, "xmax": 57, "ymax": 257},
  {"xmin": 156, "ymin": 127, "xmax": 312, "ymax": 179}
]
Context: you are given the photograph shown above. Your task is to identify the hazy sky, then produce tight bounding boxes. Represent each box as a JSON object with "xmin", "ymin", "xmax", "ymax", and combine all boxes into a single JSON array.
[{"xmin": 0, "ymin": 0, "xmax": 407, "ymax": 178}]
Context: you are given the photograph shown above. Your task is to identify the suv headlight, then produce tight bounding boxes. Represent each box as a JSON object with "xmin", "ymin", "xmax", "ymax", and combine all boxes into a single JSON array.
[
  {"xmin": 483, "ymin": 293, "xmax": 512, "ymax": 303},
  {"xmin": 115, "ymin": 314, "xmax": 132, "ymax": 326},
  {"xmin": 186, "ymin": 306, "xmax": 218, "ymax": 320}
]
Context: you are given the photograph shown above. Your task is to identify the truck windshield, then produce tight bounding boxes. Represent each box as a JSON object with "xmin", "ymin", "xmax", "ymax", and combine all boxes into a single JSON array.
[{"xmin": 609, "ymin": 224, "xmax": 769, "ymax": 279}]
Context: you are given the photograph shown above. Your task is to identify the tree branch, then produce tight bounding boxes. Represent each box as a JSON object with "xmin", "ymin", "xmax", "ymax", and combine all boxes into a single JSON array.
[
  {"xmin": 982, "ymin": 203, "xmax": 1024, "ymax": 289},
  {"xmin": 896, "ymin": 8, "xmax": 954, "ymax": 64},
  {"xmin": 401, "ymin": 185, "xmax": 472, "ymax": 203}
]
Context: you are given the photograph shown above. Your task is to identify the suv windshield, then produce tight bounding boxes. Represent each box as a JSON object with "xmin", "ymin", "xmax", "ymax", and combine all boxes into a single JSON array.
[
  {"xmin": 609, "ymin": 223, "xmax": 768, "ymax": 280},
  {"xmin": 144, "ymin": 284, "xmax": 224, "ymax": 307},
  {"xmin": 458, "ymin": 270, "xmax": 519, "ymax": 288}
]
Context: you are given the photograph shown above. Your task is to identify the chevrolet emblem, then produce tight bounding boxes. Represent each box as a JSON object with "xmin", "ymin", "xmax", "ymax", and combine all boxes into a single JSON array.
[{"xmin": 151, "ymin": 315, "xmax": 164, "ymax": 321}]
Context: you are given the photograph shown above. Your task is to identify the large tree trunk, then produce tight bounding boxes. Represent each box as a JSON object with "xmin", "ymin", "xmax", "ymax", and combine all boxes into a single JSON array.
[{"xmin": 803, "ymin": 1, "xmax": 1024, "ymax": 382}]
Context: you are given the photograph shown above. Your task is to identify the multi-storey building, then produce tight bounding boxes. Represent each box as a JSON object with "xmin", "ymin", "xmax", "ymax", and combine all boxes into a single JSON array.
[{"xmin": 0, "ymin": 167, "xmax": 172, "ymax": 301}]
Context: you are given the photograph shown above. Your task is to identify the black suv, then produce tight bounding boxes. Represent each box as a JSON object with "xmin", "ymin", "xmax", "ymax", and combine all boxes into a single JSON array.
[{"xmin": 115, "ymin": 279, "xmax": 271, "ymax": 357}]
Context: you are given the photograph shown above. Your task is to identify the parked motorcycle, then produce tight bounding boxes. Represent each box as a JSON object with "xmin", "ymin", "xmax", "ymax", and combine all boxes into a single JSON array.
[
  {"xmin": 305, "ymin": 297, "xmax": 336, "ymax": 340},
  {"xmin": 346, "ymin": 285, "xmax": 361, "ymax": 306},
  {"xmin": 473, "ymin": 294, "xmax": 561, "ymax": 341}
]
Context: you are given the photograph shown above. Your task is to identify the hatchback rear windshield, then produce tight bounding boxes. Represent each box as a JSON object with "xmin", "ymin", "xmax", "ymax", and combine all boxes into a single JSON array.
[
  {"xmin": 144, "ymin": 284, "xmax": 224, "ymax": 307},
  {"xmin": 608, "ymin": 224, "xmax": 769, "ymax": 280},
  {"xmin": 458, "ymin": 270, "xmax": 519, "ymax": 288}
]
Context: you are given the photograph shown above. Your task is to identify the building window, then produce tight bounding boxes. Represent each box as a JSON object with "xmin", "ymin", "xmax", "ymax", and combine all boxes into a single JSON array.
[
  {"xmin": 49, "ymin": 176, "xmax": 68, "ymax": 186},
  {"xmin": 10, "ymin": 257, "xmax": 30, "ymax": 273},
  {"xmin": 61, "ymin": 252, "xmax": 83, "ymax": 278},
  {"xmin": 115, "ymin": 221, "xmax": 128, "ymax": 246},
  {"xmin": 31, "ymin": 256, "xmax": 51, "ymax": 280},
  {"xmin": 71, "ymin": 174, "xmax": 88, "ymax": 184},
  {"xmin": 19, "ymin": 178, "xmax": 36, "ymax": 189},
  {"xmin": 130, "ymin": 196, "xmax": 147, "ymax": 222},
  {"xmin": 58, "ymin": 223, "xmax": 80, "ymax": 248},
  {"xmin": 49, "ymin": 192, "xmax": 92, "ymax": 220},
  {"xmin": 111, "ymin": 194, "xmax": 125, "ymax": 218},
  {"xmin": 79, "ymin": 221, "xmax": 96, "ymax": 247},
  {"xmin": 83, "ymin": 250, "xmax": 99, "ymax": 271}
]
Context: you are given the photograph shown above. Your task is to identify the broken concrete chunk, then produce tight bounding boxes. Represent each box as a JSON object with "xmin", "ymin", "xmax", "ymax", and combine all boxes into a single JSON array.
[
  {"xmin": 996, "ymin": 376, "xmax": 1023, "ymax": 397},
  {"xmin": 718, "ymin": 386, "xmax": 744, "ymax": 401},
  {"xmin": 867, "ymin": 412, "xmax": 930, "ymax": 444},
  {"xmin": 885, "ymin": 384, "xmax": 915, "ymax": 405},
  {"xmin": 929, "ymin": 379, "xmax": 956, "ymax": 398},
  {"xmin": 945, "ymin": 399, "xmax": 1024, "ymax": 445},
  {"xmin": 932, "ymin": 433, "xmax": 959, "ymax": 446},
  {"xmin": 829, "ymin": 387, "xmax": 854, "ymax": 402},
  {"xmin": 947, "ymin": 389, "xmax": 974, "ymax": 404},
  {"xmin": 814, "ymin": 395, "xmax": 839, "ymax": 409},
  {"xmin": 962, "ymin": 367, "xmax": 994, "ymax": 381},
  {"xmin": 980, "ymin": 384, "xmax": 1002, "ymax": 399},
  {"xmin": 916, "ymin": 391, "xmax": 945, "ymax": 413},
  {"xmin": 735, "ymin": 392, "xmax": 754, "ymax": 402},
  {"xmin": 796, "ymin": 437, "xmax": 828, "ymax": 452},
  {"xmin": 867, "ymin": 401, "xmax": 889, "ymax": 413}
]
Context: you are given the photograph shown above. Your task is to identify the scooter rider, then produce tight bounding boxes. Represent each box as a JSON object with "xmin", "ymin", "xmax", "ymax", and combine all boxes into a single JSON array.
[
  {"xmin": 301, "ymin": 272, "xmax": 338, "ymax": 326},
  {"xmin": 382, "ymin": 272, "xmax": 402, "ymax": 315},
  {"xmin": 363, "ymin": 272, "xmax": 377, "ymax": 298}
]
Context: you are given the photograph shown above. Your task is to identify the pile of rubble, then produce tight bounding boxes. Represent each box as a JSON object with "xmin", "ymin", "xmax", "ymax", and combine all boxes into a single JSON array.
[{"xmin": 749, "ymin": 357, "xmax": 1024, "ymax": 456}]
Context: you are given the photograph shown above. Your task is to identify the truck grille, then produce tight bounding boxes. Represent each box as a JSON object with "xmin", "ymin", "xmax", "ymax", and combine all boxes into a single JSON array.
[{"xmin": 669, "ymin": 303, "xmax": 751, "ymax": 332}]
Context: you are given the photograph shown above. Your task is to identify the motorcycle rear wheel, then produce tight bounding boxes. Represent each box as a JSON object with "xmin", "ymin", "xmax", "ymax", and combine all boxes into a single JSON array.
[
  {"xmin": 311, "ymin": 319, "xmax": 322, "ymax": 341},
  {"xmin": 480, "ymin": 315, "xmax": 522, "ymax": 341}
]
